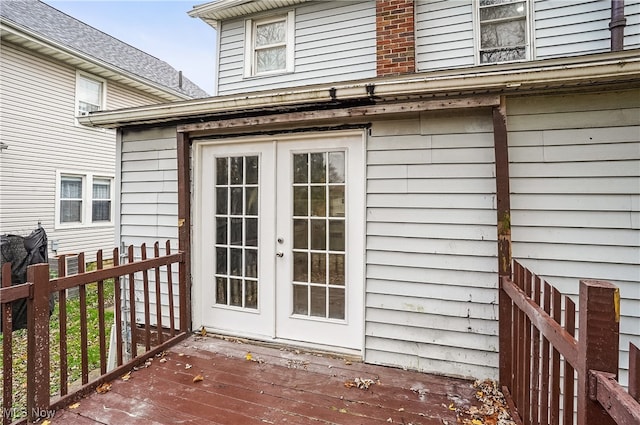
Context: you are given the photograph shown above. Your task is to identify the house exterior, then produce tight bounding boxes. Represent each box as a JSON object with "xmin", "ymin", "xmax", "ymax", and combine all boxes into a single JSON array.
[
  {"xmin": 79, "ymin": 0, "xmax": 639, "ymax": 385},
  {"xmin": 0, "ymin": 0, "xmax": 207, "ymax": 264}
]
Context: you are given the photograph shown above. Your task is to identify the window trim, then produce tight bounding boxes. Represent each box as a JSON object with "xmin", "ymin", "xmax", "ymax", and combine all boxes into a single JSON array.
[
  {"xmin": 75, "ymin": 71, "xmax": 107, "ymax": 125},
  {"xmin": 243, "ymin": 10, "xmax": 295, "ymax": 78},
  {"xmin": 55, "ymin": 171, "xmax": 114, "ymax": 229},
  {"xmin": 474, "ymin": 0, "xmax": 534, "ymax": 65}
]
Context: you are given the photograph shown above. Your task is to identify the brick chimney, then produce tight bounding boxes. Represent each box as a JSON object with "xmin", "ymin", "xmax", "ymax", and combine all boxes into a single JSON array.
[{"xmin": 376, "ymin": 0, "xmax": 415, "ymax": 77}]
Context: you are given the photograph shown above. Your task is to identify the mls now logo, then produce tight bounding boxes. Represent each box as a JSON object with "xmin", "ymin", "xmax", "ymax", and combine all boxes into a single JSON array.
[{"xmin": 2, "ymin": 407, "xmax": 55, "ymax": 420}]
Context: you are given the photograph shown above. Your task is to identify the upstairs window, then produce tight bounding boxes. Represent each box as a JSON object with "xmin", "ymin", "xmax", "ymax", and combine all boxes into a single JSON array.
[
  {"xmin": 245, "ymin": 11, "xmax": 294, "ymax": 77},
  {"xmin": 56, "ymin": 172, "xmax": 113, "ymax": 228},
  {"xmin": 478, "ymin": 0, "xmax": 529, "ymax": 64},
  {"xmin": 76, "ymin": 72, "xmax": 105, "ymax": 116}
]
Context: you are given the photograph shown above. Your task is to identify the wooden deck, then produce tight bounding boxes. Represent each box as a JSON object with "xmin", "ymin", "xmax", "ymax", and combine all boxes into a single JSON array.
[{"xmin": 50, "ymin": 335, "xmax": 482, "ymax": 424}]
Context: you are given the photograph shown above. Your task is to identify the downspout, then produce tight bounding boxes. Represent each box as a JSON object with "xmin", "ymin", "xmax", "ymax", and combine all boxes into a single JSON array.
[
  {"xmin": 610, "ymin": 0, "xmax": 626, "ymax": 52},
  {"xmin": 494, "ymin": 96, "xmax": 513, "ymax": 390}
]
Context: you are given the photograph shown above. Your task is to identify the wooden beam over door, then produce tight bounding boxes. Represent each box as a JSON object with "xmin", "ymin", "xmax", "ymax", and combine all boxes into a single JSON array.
[{"xmin": 177, "ymin": 95, "xmax": 501, "ymax": 135}]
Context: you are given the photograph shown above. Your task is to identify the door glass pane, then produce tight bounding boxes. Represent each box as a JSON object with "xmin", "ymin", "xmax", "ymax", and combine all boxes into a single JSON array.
[
  {"xmin": 293, "ymin": 285, "xmax": 308, "ymax": 315},
  {"xmin": 246, "ymin": 187, "xmax": 258, "ymax": 215},
  {"xmin": 293, "ymin": 154, "xmax": 308, "ymax": 183},
  {"xmin": 214, "ymin": 155, "xmax": 259, "ymax": 309},
  {"xmin": 310, "ymin": 287, "xmax": 326, "ymax": 317},
  {"xmin": 310, "ymin": 186, "xmax": 326, "ymax": 216},
  {"xmin": 290, "ymin": 150, "xmax": 346, "ymax": 320},
  {"xmin": 216, "ymin": 158, "xmax": 228, "ymax": 185},
  {"xmin": 310, "ymin": 220, "xmax": 326, "ymax": 250},
  {"xmin": 329, "ymin": 220, "xmax": 345, "ymax": 251},
  {"xmin": 293, "ymin": 219, "xmax": 308, "ymax": 249},
  {"xmin": 246, "ymin": 156, "xmax": 259, "ymax": 184},
  {"xmin": 310, "ymin": 153, "xmax": 326, "ymax": 183},
  {"xmin": 328, "ymin": 288, "xmax": 345, "ymax": 320},
  {"xmin": 310, "ymin": 253, "xmax": 326, "ymax": 284},
  {"xmin": 293, "ymin": 187, "xmax": 308, "ymax": 216},
  {"xmin": 328, "ymin": 152, "xmax": 345, "ymax": 183},
  {"xmin": 329, "ymin": 186, "xmax": 345, "ymax": 217},
  {"xmin": 329, "ymin": 254, "xmax": 345, "ymax": 285}
]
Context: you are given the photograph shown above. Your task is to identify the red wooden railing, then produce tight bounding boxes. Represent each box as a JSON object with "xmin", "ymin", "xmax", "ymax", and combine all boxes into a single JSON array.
[
  {"xmin": 500, "ymin": 261, "xmax": 640, "ymax": 425},
  {"xmin": 1, "ymin": 241, "xmax": 188, "ymax": 424}
]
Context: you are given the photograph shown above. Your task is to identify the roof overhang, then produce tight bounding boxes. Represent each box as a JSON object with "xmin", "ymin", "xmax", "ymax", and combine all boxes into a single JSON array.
[
  {"xmin": 189, "ymin": 0, "xmax": 309, "ymax": 29},
  {"xmin": 78, "ymin": 50, "xmax": 640, "ymax": 130},
  {"xmin": 0, "ymin": 20, "xmax": 192, "ymax": 102}
]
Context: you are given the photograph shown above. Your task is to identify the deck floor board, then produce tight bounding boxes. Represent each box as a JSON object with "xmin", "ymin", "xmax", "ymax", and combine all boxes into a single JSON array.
[{"xmin": 49, "ymin": 335, "xmax": 481, "ymax": 424}]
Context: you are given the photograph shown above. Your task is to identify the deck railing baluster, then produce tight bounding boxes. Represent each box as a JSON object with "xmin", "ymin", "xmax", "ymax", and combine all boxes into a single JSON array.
[
  {"xmin": 58, "ymin": 255, "xmax": 68, "ymax": 396},
  {"xmin": 113, "ymin": 247, "xmax": 123, "ymax": 367},
  {"xmin": 128, "ymin": 245, "xmax": 137, "ymax": 359},
  {"xmin": 154, "ymin": 242, "xmax": 164, "ymax": 344},
  {"xmin": 96, "ymin": 250, "xmax": 107, "ymax": 374},
  {"xmin": 2, "ymin": 263, "xmax": 13, "ymax": 425},
  {"xmin": 166, "ymin": 240, "xmax": 175, "ymax": 337},
  {"xmin": 140, "ymin": 243, "xmax": 152, "ymax": 351}
]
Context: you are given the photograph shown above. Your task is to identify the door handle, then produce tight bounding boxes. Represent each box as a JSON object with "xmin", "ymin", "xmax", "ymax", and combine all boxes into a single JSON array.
[{"xmin": 276, "ymin": 251, "xmax": 284, "ymax": 258}]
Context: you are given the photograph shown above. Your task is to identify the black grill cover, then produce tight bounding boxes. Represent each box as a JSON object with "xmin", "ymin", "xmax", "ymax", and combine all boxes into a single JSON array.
[{"xmin": 0, "ymin": 227, "xmax": 54, "ymax": 331}]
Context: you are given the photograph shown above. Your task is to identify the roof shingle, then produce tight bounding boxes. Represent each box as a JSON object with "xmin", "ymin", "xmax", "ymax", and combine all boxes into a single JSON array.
[{"xmin": 1, "ymin": 0, "xmax": 209, "ymax": 98}]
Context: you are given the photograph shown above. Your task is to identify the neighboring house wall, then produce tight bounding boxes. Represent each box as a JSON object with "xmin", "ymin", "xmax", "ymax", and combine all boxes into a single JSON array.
[
  {"xmin": 508, "ymin": 88, "xmax": 640, "ymax": 387},
  {"xmin": 0, "ymin": 42, "xmax": 167, "ymax": 262},
  {"xmin": 216, "ymin": 0, "xmax": 376, "ymax": 95},
  {"xmin": 415, "ymin": 0, "xmax": 640, "ymax": 72}
]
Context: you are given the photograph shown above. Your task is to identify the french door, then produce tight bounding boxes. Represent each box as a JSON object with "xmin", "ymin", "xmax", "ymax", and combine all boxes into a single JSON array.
[{"xmin": 196, "ymin": 132, "xmax": 364, "ymax": 352}]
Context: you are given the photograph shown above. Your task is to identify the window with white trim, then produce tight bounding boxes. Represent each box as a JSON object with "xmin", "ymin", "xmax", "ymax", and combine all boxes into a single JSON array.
[
  {"xmin": 478, "ymin": 0, "xmax": 530, "ymax": 64},
  {"xmin": 56, "ymin": 172, "xmax": 114, "ymax": 228},
  {"xmin": 244, "ymin": 11, "xmax": 294, "ymax": 77},
  {"xmin": 76, "ymin": 72, "xmax": 105, "ymax": 116}
]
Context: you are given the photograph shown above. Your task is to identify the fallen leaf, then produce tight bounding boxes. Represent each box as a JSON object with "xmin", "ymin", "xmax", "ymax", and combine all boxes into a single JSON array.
[
  {"xmin": 96, "ymin": 382, "xmax": 112, "ymax": 394},
  {"xmin": 344, "ymin": 360, "xmax": 352, "ymax": 365},
  {"xmin": 386, "ymin": 418, "xmax": 393, "ymax": 423},
  {"xmin": 193, "ymin": 374, "xmax": 204, "ymax": 383},
  {"xmin": 339, "ymin": 408, "xmax": 347, "ymax": 413},
  {"xmin": 185, "ymin": 363, "xmax": 193, "ymax": 369},
  {"xmin": 471, "ymin": 420, "xmax": 483, "ymax": 425},
  {"xmin": 448, "ymin": 403, "xmax": 456, "ymax": 411},
  {"xmin": 199, "ymin": 326, "xmax": 207, "ymax": 336},
  {"xmin": 245, "ymin": 352, "xmax": 253, "ymax": 361},
  {"xmin": 42, "ymin": 421, "xmax": 51, "ymax": 425},
  {"xmin": 121, "ymin": 371, "xmax": 132, "ymax": 381},
  {"xmin": 69, "ymin": 402, "xmax": 80, "ymax": 409},
  {"xmin": 159, "ymin": 358, "xmax": 167, "ymax": 363}
]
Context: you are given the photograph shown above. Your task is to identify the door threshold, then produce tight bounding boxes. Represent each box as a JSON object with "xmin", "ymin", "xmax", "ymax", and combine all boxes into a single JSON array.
[{"xmin": 198, "ymin": 329, "xmax": 363, "ymax": 362}]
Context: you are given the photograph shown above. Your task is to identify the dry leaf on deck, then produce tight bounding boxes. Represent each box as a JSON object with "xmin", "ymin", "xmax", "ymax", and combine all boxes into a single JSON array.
[
  {"xmin": 96, "ymin": 382, "xmax": 112, "ymax": 394},
  {"xmin": 193, "ymin": 374, "xmax": 204, "ymax": 383},
  {"xmin": 69, "ymin": 402, "xmax": 80, "ymax": 409},
  {"xmin": 121, "ymin": 371, "xmax": 132, "ymax": 381}
]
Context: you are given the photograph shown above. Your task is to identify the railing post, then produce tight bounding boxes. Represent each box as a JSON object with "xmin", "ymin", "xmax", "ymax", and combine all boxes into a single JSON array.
[
  {"xmin": 577, "ymin": 280, "xmax": 619, "ymax": 425},
  {"xmin": 26, "ymin": 263, "xmax": 51, "ymax": 423}
]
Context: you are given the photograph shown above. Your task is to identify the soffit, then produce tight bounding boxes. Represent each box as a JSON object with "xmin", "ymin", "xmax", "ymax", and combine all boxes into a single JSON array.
[{"xmin": 189, "ymin": 0, "xmax": 310, "ymax": 28}]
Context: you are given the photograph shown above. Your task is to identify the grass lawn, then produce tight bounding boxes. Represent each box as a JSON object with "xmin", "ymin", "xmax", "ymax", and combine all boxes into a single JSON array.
[{"xmin": 1, "ymin": 280, "xmax": 115, "ymax": 421}]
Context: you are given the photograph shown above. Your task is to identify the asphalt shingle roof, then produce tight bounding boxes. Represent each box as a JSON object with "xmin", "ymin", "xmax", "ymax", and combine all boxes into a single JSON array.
[{"xmin": 1, "ymin": 0, "xmax": 209, "ymax": 99}]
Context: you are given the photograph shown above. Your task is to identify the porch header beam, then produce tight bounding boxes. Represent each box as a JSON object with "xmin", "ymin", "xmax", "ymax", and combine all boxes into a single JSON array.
[{"xmin": 178, "ymin": 96, "xmax": 501, "ymax": 134}]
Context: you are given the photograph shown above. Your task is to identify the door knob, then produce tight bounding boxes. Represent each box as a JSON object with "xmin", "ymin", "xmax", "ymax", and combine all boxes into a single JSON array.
[{"xmin": 276, "ymin": 251, "xmax": 284, "ymax": 258}]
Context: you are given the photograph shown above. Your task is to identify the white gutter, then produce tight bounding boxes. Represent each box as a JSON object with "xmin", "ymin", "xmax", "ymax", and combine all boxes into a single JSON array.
[
  {"xmin": 0, "ymin": 21, "xmax": 193, "ymax": 102},
  {"xmin": 79, "ymin": 50, "xmax": 640, "ymax": 129}
]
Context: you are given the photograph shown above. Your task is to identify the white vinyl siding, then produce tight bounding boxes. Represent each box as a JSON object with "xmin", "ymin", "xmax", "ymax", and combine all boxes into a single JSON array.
[
  {"xmin": 416, "ymin": 0, "xmax": 475, "ymax": 71},
  {"xmin": 119, "ymin": 127, "xmax": 180, "ymax": 328},
  {"xmin": 508, "ymin": 89, "xmax": 640, "ymax": 387},
  {"xmin": 625, "ymin": 0, "xmax": 640, "ymax": 49},
  {"xmin": 119, "ymin": 127, "xmax": 179, "ymax": 247},
  {"xmin": 365, "ymin": 111, "xmax": 499, "ymax": 380},
  {"xmin": 217, "ymin": 0, "xmax": 376, "ymax": 95},
  {"xmin": 534, "ymin": 0, "xmax": 611, "ymax": 59},
  {"xmin": 0, "ymin": 42, "xmax": 171, "ymax": 262},
  {"xmin": 417, "ymin": 0, "xmax": 640, "ymax": 71}
]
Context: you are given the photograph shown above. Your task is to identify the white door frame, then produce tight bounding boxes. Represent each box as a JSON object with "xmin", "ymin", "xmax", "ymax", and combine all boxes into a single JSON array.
[{"xmin": 192, "ymin": 130, "xmax": 366, "ymax": 354}]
